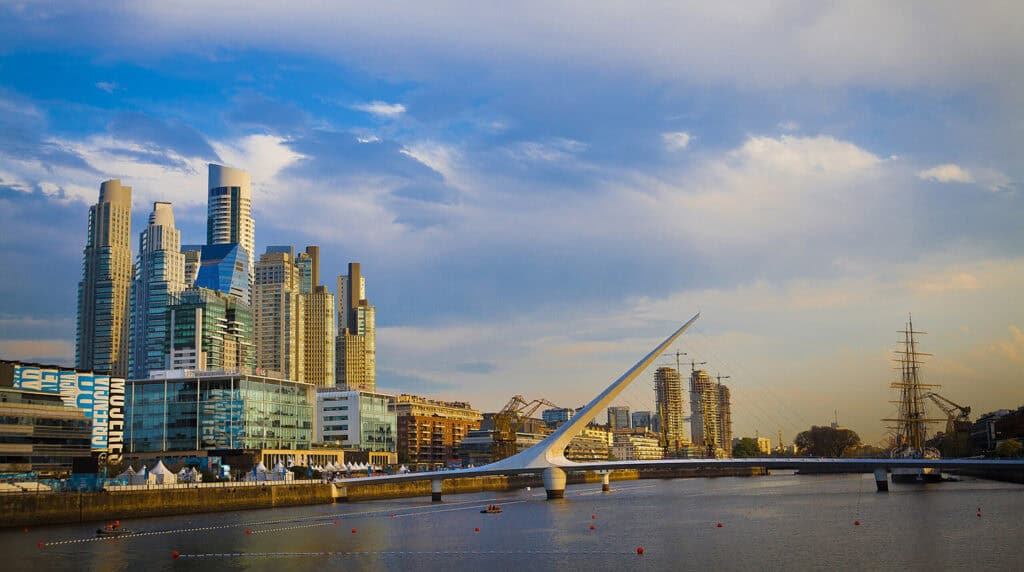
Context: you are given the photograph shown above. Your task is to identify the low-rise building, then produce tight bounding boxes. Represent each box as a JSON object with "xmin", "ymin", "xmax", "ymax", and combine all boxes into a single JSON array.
[
  {"xmin": 565, "ymin": 425, "xmax": 612, "ymax": 462},
  {"xmin": 317, "ymin": 388, "xmax": 396, "ymax": 452},
  {"xmin": 125, "ymin": 370, "xmax": 315, "ymax": 453},
  {"xmin": 0, "ymin": 387, "xmax": 93, "ymax": 476},
  {"xmin": 611, "ymin": 431, "xmax": 665, "ymax": 461},
  {"xmin": 391, "ymin": 393, "xmax": 482, "ymax": 466}
]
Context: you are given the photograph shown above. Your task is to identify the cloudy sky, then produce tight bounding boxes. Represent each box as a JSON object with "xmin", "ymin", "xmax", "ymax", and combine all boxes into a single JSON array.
[{"xmin": 1, "ymin": 1, "xmax": 1021, "ymax": 444}]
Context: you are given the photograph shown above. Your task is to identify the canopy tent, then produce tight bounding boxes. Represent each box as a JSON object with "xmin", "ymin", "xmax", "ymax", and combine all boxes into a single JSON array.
[
  {"xmin": 149, "ymin": 461, "xmax": 177, "ymax": 485},
  {"xmin": 116, "ymin": 466, "xmax": 136, "ymax": 480},
  {"xmin": 130, "ymin": 465, "xmax": 156, "ymax": 485}
]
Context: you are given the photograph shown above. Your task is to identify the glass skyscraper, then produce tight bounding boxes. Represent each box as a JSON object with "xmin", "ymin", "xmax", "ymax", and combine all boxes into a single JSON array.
[
  {"xmin": 130, "ymin": 202, "xmax": 185, "ymax": 379},
  {"xmin": 195, "ymin": 243, "xmax": 250, "ymax": 300},
  {"xmin": 77, "ymin": 179, "xmax": 133, "ymax": 376},
  {"xmin": 206, "ymin": 164, "xmax": 254, "ymax": 287}
]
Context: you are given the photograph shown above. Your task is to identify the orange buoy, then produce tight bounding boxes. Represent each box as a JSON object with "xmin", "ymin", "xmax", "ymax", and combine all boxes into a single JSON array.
[
  {"xmin": 333, "ymin": 519, "xmax": 339, "ymax": 525},
  {"xmin": 636, "ymin": 546, "xmax": 645, "ymax": 555},
  {"xmin": 114, "ymin": 520, "xmax": 120, "ymax": 526},
  {"xmin": 351, "ymin": 528, "xmax": 357, "ymax": 534},
  {"xmin": 391, "ymin": 514, "xmax": 396, "ymax": 518},
  {"xmin": 172, "ymin": 551, "xmax": 180, "ymax": 559},
  {"xmin": 591, "ymin": 514, "xmax": 596, "ymax": 519},
  {"xmin": 716, "ymin": 522, "xmax": 723, "ymax": 528}
]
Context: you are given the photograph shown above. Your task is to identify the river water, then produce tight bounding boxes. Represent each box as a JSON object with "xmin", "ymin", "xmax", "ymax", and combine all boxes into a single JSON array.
[{"xmin": 2, "ymin": 472, "xmax": 1021, "ymax": 571}]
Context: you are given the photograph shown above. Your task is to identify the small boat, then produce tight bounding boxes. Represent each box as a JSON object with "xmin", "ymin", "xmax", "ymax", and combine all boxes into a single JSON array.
[
  {"xmin": 96, "ymin": 526, "xmax": 135, "ymax": 537},
  {"xmin": 480, "ymin": 505, "xmax": 503, "ymax": 514}
]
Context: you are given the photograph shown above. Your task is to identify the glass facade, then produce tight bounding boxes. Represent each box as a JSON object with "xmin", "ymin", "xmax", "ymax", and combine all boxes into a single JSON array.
[
  {"xmin": 125, "ymin": 374, "xmax": 314, "ymax": 453},
  {"xmin": 195, "ymin": 243, "xmax": 250, "ymax": 300},
  {"xmin": 168, "ymin": 287, "xmax": 255, "ymax": 372},
  {"xmin": 0, "ymin": 389, "xmax": 93, "ymax": 476}
]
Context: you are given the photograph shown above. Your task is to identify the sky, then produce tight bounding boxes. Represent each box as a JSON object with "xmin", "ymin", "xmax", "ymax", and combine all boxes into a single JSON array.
[{"xmin": 0, "ymin": 1, "xmax": 1021, "ymax": 444}]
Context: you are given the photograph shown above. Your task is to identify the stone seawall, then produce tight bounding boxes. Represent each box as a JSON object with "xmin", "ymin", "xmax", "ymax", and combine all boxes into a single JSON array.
[
  {"xmin": 1, "ymin": 466, "xmax": 766, "ymax": 528},
  {"xmin": 0, "ymin": 483, "xmax": 334, "ymax": 528}
]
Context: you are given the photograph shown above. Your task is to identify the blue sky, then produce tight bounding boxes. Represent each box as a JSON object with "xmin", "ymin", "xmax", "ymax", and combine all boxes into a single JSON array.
[{"xmin": 1, "ymin": 2, "xmax": 1022, "ymax": 443}]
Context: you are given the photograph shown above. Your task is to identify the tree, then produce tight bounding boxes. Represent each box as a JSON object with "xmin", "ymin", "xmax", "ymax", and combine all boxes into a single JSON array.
[
  {"xmin": 994, "ymin": 440, "xmax": 1023, "ymax": 458},
  {"xmin": 732, "ymin": 437, "xmax": 761, "ymax": 458},
  {"xmin": 794, "ymin": 425, "xmax": 861, "ymax": 458}
]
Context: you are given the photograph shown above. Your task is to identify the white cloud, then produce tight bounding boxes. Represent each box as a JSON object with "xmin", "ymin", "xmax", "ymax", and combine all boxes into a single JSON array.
[
  {"xmin": 918, "ymin": 163, "xmax": 973, "ymax": 184},
  {"xmin": 351, "ymin": 101, "xmax": 406, "ymax": 117},
  {"xmin": 513, "ymin": 138, "xmax": 587, "ymax": 162},
  {"xmin": 661, "ymin": 131, "xmax": 691, "ymax": 151},
  {"xmin": 95, "ymin": 81, "xmax": 118, "ymax": 93}
]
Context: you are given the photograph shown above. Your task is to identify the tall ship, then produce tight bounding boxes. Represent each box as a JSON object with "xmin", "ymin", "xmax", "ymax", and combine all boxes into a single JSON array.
[{"xmin": 884, "ymin": 315, "xmax": 943, "ymax": 483}]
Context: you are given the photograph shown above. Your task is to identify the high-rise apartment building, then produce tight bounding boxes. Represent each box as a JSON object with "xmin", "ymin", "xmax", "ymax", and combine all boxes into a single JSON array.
[
  {"xmin": 252, "ymin": 248, "xmax": 304, "ymax": 381},
  {"xmin": 655, "ymin": 366, "xmax": 687, "ymax": 453},
  {"xmin": 206, "ymin": 164, "xmax": 254, "ymax": 286},
  {"xmin": 167, "ymin": 288, "xmax": 254, "ymax": 372},
  {"xmin": 690, "ymin": 369, "xmax": 726, "ymax": 457},
  {"xmin": 129, "ymin": 202, "xmax": 186, "ymax": 379},
  {"xmin": 718, "ymin": 383, "xmax": 733, "ymax": 457},
  {"xmin": 77, "ymin": 179, "xmax": 133, "ymax": 376},
  {"xmin": 335, "ymin": 263, "xmax": 375, "ymax": 391},
  {"xmin": 607, "ymin": 405, "xmax": 631, "ymax": 429},
  {"xmin": 303, "ymin": 285, "xmax": 335, "ymax": 386},
  {"xmin": 391, "ymin": 394, "xmax": 482, "ymax": 466}
]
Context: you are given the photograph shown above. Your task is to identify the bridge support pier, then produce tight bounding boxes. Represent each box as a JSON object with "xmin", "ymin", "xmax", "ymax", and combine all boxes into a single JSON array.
[
  {"xmin": 874, "ymin": 468, "xmax": 888, "ymax": 492},
  {"xmin": 543, "ymin": 467, "xmax": 566, "ymax": 499},
  {"xmin": 431, "ymin": 479, "xmax": 443, "ymax": 502},
  {"xmin": 601, "ymin": 472, "xmax": 610, "ymax": 493}
]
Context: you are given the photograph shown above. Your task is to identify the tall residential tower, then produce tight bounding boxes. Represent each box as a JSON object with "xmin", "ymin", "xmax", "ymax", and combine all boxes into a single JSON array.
[
  {"xmin": 252, "ymin": 247, "xmax": 304, "ymax": 381},
  {"xmin": 335, "ymin": 263, "xmax": 375, "ymax": 391},
  {"xmin": 206, "ymin": 164, "xmax": 254, "ymax": 284},
  {"xmin": 654, "ymin": 367, "xmax": 687, "ymax": 453},
  {"xmin": 129, "ymin": 202, "xmax": 186, "ymax": 378},
  {"xmin": 76, "ymin": 179, "xmax": 133, "ymax": 376}
]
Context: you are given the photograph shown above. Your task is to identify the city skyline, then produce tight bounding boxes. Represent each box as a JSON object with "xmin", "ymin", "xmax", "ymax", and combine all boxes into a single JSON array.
[{"xmin": 1, "ymin": 3, "xmax": 1022, "ymax": 443}]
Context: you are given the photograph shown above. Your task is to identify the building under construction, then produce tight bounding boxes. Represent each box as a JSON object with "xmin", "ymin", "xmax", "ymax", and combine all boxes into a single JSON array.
[
  {"xmin": 654, "ymin": 366, "xmax": 687, "ymax": 454},
  {"xmin": 690, "ymin": 370, "xmax": 733, "ymax": 457}
]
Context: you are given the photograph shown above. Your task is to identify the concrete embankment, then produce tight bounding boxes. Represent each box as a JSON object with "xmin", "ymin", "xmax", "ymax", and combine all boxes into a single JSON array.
[{"xmin": 1, "ymin": 466, "xmax": 766, "ymax": 528}]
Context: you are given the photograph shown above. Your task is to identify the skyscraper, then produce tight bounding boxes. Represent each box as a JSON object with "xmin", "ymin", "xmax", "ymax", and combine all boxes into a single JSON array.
[
  {"xmin": 167, "ymin": 288, "xmax": 254, "ymax": 372},
  {"xmin": 129, "ymin": 202, "xmax": 186, "ymax": 379},
  {"xmin": 181, "ymin": 245, "xmax": 202, "ymax": 286},
  {"xmin": 655, "ymin": 367, "xmax": 687, "ymax": 452},
  {"xmin": 252, "ymin": 248, "xmax": 304, "ymax": 381},
  {"xmin": 206, "ymin": 164, "xmax": 254, "ymax": 284},
  {"xmin": 335, "ymin": 262, "xmax": 375, "ymax": 391},
  {"xmin": 194, "ymin": 244, "xmax": 250, "ymax": 300},
  {"xmin": 296, "ymin": 246, "xmax": 319, "ymax": 295},
  {"xmin": 690, "ymin": 369, "xmax": 721, "ymax": 457},
  {"xmin": 718, "ymin": 384, "xmax": 733, "ymax": 457},
  {"xmin": 302, "ymin": 279, "xmax": 335, "ymax": 387},
  {"xmin": 77, "ymin": 179, "xmax": 133, "ymax": 376}
]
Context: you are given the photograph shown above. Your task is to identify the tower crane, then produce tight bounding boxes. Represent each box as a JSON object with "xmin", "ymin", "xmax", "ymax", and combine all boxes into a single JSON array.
[{"xmin": 492, "ymin": 395, "xmax": 559, "ymax": 462}]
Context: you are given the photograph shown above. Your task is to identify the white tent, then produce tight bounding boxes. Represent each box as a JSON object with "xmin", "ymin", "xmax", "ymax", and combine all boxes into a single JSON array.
[
  {"xmin": 398, "ymin": 465, "xmax": 410, "ymax": 474},
  {"xmin": 149, "ymin": 461, "xmax": 177, "ymax": 485},
  {"xmin": 255, "ymin": 461, "xmax": 269, "ymax": 473},
  {"xmin": 131, "ymin": 465, "xmax": 156, "ymax": 485},
  {"xmin": 116, "ymin": 466, "xmax": 136, "ymax": 480}
]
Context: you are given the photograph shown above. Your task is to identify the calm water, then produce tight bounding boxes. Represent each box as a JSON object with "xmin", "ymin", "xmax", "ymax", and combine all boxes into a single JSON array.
[{"xmin": 2, "ymin": 472, "xmax": 1021, "ymax": 571}]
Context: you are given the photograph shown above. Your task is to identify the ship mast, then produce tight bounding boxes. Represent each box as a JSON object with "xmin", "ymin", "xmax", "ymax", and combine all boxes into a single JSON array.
[{"xmin": 884, "ymin": 314, "xmax": 941, "ymax": 453}]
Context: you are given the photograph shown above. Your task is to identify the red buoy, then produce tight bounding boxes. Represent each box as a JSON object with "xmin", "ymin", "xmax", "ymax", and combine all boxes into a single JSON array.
[
  {"xmin": 977, "ymin": 512, "xmax": 982, "ymax": 518},
  {"xmin": 23, "ymin": 528, "xmax": 28, "ymax": 533},
  {"xmin": 390, "ymin": 513, "xmax": 396, "ymax": 518},
  {"xmin": 474, "ymin": 527, "xmax": 480, "ymax": 532},
  {"xmin": 114, "ymin": 520, "xmax": 120, "ymax": 526},
  {"xmin": 854, "ymin": 520, "xmax": 861, "ymax": 526},
  {"xmin": 591, "ymin": 514, "xmax": 596, "ymax": 520},
  {"xmin": 716, "ymin": 522, "xmax": 723, "ymax": 528},
  {"xmin": 172, "ymin": 551, "xmax": 180, "ymax": 560},
  {"xmin": 37, "ymin": 541, "xmax": 43, "ymax": 549},
  {"xmin": 589, "ymin": 524, "xmax": 595, "ymax": 530},
  {"xmin": 245, "ymin": 529, "xmax": 252, "ymax": 535},
  {"xmin": 351, "ymin": 528, "xmax": 357, "ymax": 534},
  {"xmin": 636, "ymin": 546, "xmax": 645, "ymax": 555},
  {"xmin": 333, "ymin": 519, "xmax": 339, "ymax": 525}
]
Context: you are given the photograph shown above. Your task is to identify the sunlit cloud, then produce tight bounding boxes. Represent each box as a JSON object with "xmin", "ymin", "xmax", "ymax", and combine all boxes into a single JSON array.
[{"xmin": 352, "ymin": 101, "xmax": 407, "ymax": 117}]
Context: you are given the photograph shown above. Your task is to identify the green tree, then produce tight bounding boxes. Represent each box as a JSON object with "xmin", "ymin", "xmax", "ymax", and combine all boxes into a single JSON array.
[
  {"xmin": 794, "ymin": 425, "xmax": 862, "ymax": 457},
  {"xmin": 994, "ymin": 440, "xmax": 1023, "ymax": 458},
  {"xmin": 732, "ymin": 437, "xmax": 761, "ymax": 458}
]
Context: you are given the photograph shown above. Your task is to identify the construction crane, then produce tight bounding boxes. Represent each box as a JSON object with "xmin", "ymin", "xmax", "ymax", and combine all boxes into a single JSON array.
[
  {"xmin": 492, "ymin": 395, "xmax": 559, "ymax": 462},
  {"xmin": 924, "ymin": 392, "xmax": 972, "ymax": 457}
]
